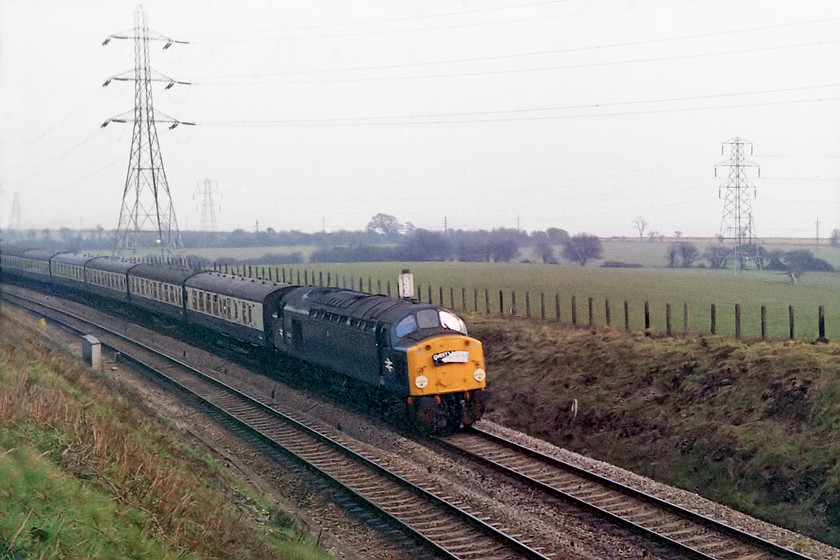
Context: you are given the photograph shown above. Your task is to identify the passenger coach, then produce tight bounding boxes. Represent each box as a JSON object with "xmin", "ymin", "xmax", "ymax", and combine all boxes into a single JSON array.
[{"xmin": 184, "ymin": 272, "xmax": 297, "ymax": 347}]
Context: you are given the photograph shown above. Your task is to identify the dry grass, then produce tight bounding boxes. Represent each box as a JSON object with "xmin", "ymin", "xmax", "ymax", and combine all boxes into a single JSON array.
[{"xmin": 0, "ymin": 307, "xmax": 329, "ymax": 559}]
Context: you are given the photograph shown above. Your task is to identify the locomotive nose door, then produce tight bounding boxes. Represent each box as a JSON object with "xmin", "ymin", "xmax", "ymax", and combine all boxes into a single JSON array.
[{"xmin": 376, "ymin": 325, "xmax": 404, "ymax": 394}]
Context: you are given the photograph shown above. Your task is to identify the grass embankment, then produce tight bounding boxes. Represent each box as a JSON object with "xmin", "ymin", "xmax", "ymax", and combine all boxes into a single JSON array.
[
  {"xmin": 468, "ymin": 313, "xmax": 840, "ymax": 550},
  {"xmin": 0, "ymin": 308, "xmax": 330, "ymax": 560}
]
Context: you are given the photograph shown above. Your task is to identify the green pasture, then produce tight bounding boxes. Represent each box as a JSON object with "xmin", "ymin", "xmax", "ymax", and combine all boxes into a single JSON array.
[
  {"xmin": 267, "ymin": 262, "xmax": 839, "ymax": 341},
  {"xmin": 596, "ymin": 239, "xmax": 840, "ymax": 269},
  {"xmin": 180, "ymin": 239, "xmax": 840, "ymax": 341}
]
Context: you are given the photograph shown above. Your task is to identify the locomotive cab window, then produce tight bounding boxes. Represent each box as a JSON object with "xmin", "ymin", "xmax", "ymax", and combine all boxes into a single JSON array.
[
  {"xmin": 395, "ymin": 315, "xmax": 417, "ymax": 338},
  {"xmin": 394, "ymin": 309, "xmax": 468, "ymax": 342}
]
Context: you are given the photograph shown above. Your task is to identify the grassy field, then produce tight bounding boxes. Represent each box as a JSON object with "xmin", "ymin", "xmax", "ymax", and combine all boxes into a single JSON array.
[
  {"xmin": 269, "ymin": 262, "xmax": 839, "ymax": 341},
  {"xmin": 162, "ymin": 239, "xmax": 840, "ymax": 341}
]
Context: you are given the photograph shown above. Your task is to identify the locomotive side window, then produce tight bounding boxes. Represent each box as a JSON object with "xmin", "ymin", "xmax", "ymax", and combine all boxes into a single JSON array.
[{"xmin": 439, "ymin": 310, "xmax": 467, "ymax": 334}]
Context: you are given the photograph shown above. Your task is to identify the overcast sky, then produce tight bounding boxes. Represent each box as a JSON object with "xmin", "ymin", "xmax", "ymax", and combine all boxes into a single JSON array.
[{"xmin": 1, "ymin": 0, "xmax": 838, "ymax": 238}]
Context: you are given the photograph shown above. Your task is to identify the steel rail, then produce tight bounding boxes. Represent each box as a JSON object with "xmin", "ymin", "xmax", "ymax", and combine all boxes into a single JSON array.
[{"xmin": 437, "ymin": 426, "xmax": 814, "ymax": 560}]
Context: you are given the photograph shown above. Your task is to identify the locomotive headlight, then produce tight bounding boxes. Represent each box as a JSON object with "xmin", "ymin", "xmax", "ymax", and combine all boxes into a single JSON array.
[
  {"xmin": 415, "ymin": 375, "xmax": 428, "ymax": 389},
  {"xmin": 473, "ymin": 368, "xmax": 486, "ymax": 382}
]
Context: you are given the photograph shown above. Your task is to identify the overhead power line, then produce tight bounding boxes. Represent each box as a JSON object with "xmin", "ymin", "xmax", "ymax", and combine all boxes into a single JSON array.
[
  {"xmin": 190, "ymin": 7, "xmax": 838, "ymax": 43},
  {"xmin": 200, "ymin": 85, "xmax": 840, "ymax": 127},
  {"xmin": 192, "ymin": 17, "xmax": 840, "ymax": 81}
]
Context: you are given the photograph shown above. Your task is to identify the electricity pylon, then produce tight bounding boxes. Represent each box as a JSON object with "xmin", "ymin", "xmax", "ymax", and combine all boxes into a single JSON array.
[
  {"xmin": 102, "ymin": 5, "xmax": 192, "ymax": 256},
  {"xmin": 194, "ymin": 178, "xmax": 221, "ymax": 246},
  {"xmin": 715, "ymin": 137, "xmax": 761, "ymax": 271}
]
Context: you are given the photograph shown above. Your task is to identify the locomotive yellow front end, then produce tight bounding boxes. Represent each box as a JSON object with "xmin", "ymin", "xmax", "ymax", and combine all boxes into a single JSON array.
[{"xmin": 405, "ymin": 334, "xmax": 490, "ymax": 429}]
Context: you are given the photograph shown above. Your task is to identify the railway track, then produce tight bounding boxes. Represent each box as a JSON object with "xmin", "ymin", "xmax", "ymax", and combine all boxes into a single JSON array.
[
  {"xmin": 3, "ymin": 291, "xmax": 550, "ymax": 560},
  {"xmin": 437, "ymin": 428, "xmax": 814, "ymax": 560}
]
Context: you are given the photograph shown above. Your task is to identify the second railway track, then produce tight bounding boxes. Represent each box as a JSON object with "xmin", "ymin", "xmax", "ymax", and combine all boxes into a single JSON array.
[{"xmin": 437, "ymin": 428, "xmax": 813, "ymax": 560}]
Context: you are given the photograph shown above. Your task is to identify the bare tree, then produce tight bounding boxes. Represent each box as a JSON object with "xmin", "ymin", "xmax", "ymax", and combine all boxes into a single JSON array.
[
  {"xmin": 633, "ymin": 216, "xmax": 648, "ymax": 241},
  {"xmin": 679, "ymin": 242, "xmax": 699, "ymax": 267},
  {"xmin": 562, "ymin": 233, "xmax": 603, "ymax": 266},
  {"xmin": 666, "ymin": 244, "xmax": 679, "ymax": 268}
]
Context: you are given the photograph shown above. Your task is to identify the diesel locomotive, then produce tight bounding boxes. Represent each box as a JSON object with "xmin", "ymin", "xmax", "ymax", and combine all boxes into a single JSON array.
[{"xmin": 0, "ymin": 249, "xmax": 489, "ymax": 429}]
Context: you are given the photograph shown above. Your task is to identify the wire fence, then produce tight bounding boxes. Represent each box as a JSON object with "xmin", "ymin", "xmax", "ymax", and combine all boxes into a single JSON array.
[{"xmin": 210, "ymin": 263, "xmax": 830, "ymax": 342}]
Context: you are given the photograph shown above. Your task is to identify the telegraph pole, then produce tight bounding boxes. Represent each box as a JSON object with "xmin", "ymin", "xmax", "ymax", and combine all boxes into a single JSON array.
[
  {"xmin": 9, "ymin": 192, "xmax": 21, "ymax": 232},
  {"xmin": 715, "ymin": 137, "xmax": 761, "ymax": 271},
  {"xmin": 102, "ymin": 5, "xmax": 192, "ymax": 256}
]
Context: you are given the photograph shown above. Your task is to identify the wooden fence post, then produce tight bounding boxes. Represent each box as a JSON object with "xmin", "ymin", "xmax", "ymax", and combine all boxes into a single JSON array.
[
  {"xmin": 683, "ymin": 303, "xmax": 689, "ymax": 335},
  {"xmin": 819, "ymin": 305, "xmax": 826, "ymax": 341},
  {"xmin": 555, "ymin": 294, "xmax": 561, "ymax": 322},
  {"xmin": 710, "ymin": 303, "xmax": 716, "ymax": 335},
  {"xmin": 571, "ymin": 296, "xmax": 578, "ymax": 326},
  {"xmin": 605, "ymin": 298, "xmax": 611, "ymax": 327},
  {"xmin": 427, "ymin": 285, "xmax": 432, "ymax": 304},
  {"xmin": 666, "ymin": 302, "xmax": 672, "ymax": 337},
  {"xmin": 644, "ymin": 301, "xmax": 650, "ymax": 332},
  {"xmin": 511, "ymin": 291, "xmax": 517, "ymax": 316},
  {"xmin": 525, "ymin": 292, "xmax": 531, "ymax": 319},
  {"xmin": 588, "ymin": 297, "xmax": 594, "ymax": 327},
  {"xmin": 735, "ymin": 304, "xmax": 741, "ymax": 338},
  {"xmin": 624, "ymin": 301, "xmax": 630, "ymax": 333},
  {"xmin": 499, "ymin": 290, "xmax": 504, "ymax": 316},
  {"xmin": 789, "ymin": 305, "xmax": 795, "ymax": 339},
  {"xmin": 387, "ymin": 282, "xmax": 391, "ymax": 297},
  {"xmin": 540, "ymin": 293, "xmax": 546, "ymax": 321},
  {"xmin": 439, "ymin": 286, "xmax": 444, "ymax": 306},
  {"xmin": 761, "ymin": 305, "xmax": 767, "ymax": 339},
  {"xmin": 485, "ymin": 290, "xmax": 490, "ymax": 314}
]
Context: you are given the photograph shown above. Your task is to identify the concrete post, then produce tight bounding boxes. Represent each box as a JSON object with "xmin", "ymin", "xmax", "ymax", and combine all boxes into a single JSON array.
[{"xmin": 81, "ymin": 335, "xmax": 102, "ymax": 371}]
